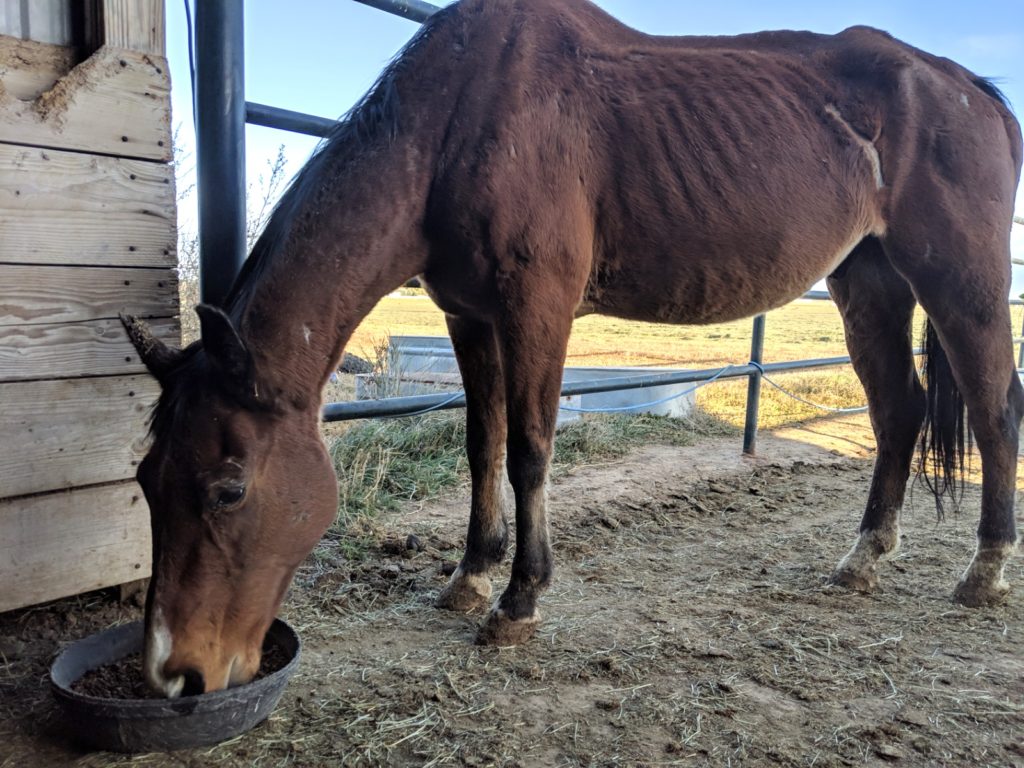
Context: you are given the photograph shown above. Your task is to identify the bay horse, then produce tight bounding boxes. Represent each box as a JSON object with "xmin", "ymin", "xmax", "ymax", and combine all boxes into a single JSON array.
[{"xmin": 122, "ymin": 0, "xmax": 1022, "ymax": 697}]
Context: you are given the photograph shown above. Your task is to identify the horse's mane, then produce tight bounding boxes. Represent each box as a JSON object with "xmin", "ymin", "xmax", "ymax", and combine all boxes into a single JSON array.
[
  {"xmin": 972, "ymin": 76, "xmax": 1013, "ymax": 112},
  {"xmin": 224, "ymin": 5, "xmax": 454, "ymax": 319}
]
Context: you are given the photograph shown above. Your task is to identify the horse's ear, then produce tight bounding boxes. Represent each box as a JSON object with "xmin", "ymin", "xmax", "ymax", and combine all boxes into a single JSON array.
[
  {"xmin": 195, "ymin": 304, "xmax": 260, "ymax": 401},
  {"xmin": 120, "ymin": 313, "xmax": 181, "ymax": 384}
]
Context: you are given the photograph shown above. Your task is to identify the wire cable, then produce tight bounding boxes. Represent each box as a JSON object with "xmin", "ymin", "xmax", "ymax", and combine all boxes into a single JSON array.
[
  {"xmin": 748, "ymin": 361, "xmax": 869, "ymax": 414},
  {"xmin": 380, "ymin": 391, "xmax": 464, "ymax": 419},
  {"xmin": 557, "ymin": 365, "xmax": 735, "ymax": 414}
]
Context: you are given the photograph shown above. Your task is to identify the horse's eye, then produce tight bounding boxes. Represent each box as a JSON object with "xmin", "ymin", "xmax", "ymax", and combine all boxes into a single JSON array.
[{"xmin": 215, "ymin": 485, "xmax": 246, "ymax": 508}]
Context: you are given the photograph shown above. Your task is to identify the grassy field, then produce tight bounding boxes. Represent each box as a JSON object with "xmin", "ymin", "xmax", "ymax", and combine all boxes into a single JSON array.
[
  {"xmin": 339, "ymin": 292, "xmax": 1024, "ymax": 430},
  {"xmin": 345, "ymin": 293, "xmax": 853, "ymax": 369}
]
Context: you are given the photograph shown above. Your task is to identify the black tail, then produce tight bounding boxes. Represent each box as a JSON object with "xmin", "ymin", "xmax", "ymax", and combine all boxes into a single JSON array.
[{"xmin": 918, "ymin": 320, "xmax": 968, "ymax": 517}]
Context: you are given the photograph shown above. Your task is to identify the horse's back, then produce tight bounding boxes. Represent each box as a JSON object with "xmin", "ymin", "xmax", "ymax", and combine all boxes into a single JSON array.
[{"xmin": 421, "ymin": 0, "xmax": 1021, "ymax": 325}]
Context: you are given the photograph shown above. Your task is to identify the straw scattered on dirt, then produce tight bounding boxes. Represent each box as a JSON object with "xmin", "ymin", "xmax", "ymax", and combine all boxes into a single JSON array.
[{"xmin": 1, "ymin": 423, "xmax": 1022, "ymax": 767}]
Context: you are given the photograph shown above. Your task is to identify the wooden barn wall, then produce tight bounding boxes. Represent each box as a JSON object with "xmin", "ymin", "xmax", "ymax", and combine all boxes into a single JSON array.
[{"xmin": 0, "ymin": 0, "xmax": 175, "ymax": 612}]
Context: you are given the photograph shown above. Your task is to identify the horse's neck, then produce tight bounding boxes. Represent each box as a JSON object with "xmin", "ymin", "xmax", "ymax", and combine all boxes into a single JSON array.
[{"xmin": 235, "ymin": 145, "xmax": 431, "ymax": 410}]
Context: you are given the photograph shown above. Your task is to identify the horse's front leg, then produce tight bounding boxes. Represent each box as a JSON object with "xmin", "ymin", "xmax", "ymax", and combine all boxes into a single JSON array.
[
  {"xmin": 436, "ymin": 316, "xmax": 509, "ymax": 613},
  {"xmin": 476, "ymin": 307, "xmax": 574, "ymax": 645}
]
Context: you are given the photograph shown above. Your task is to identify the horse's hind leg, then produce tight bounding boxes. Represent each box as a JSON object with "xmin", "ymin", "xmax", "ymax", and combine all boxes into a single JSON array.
[
  {"xmin": 883, "ymin": 191, "xmax": 1022, "ymax": 605},
  {"xmin": 828, "ymin": 238, "xmax": 926, "ymax": 591},
  {"xmin": 436, "ymin": 316, "xmax": 509, "ymax": 613}
]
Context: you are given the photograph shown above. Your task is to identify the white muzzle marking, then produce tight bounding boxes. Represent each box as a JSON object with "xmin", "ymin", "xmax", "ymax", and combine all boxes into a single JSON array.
[{"xmin": 144, "ymin": 607, "xmax": 184, "ymax": 698}]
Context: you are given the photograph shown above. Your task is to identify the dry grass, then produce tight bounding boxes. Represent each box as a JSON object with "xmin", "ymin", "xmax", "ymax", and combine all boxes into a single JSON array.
[
  {"xmin": 339, "ymin": 293, "xmax": 1024, "ymax": 432},
  {"xmin": 328, "ymin": 408, "xmax": 738, "ymax": 531},
  {"xmin": 699, "ymin": 369, "xmax": 868, "ymax": 430},
  {"xmin": 347, "ymin": 292, "xmax": 1020, "ymax": 370}
]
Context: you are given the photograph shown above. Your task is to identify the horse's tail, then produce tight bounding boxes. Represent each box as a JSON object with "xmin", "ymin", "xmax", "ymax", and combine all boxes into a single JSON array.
[{"xmin": 918, "ymin": 319, "xmax": 968, "ymax": 518}]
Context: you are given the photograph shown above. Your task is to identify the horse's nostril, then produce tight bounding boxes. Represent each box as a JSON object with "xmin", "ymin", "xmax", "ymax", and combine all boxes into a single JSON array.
[{"xmin": 180, "ymin": 668, "xmax": 205, "ymax": 697}]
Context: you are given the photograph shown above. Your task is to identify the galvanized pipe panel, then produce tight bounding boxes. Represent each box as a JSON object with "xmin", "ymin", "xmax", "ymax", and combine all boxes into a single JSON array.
[
  {"xmin": 351, "ymin": 0, "xmax": 441, "ymax": 23},
  {"xmin": 322, "ymin": 354, "xmax": 863, "ymax": 423},
  {"xmin": 196, "ymin": 0, "xmax": 247, "ymax": 307},
  {"xmin": 742, "ymin": 314, "xmax": 767, "ymax": 454},
  {"xmin": 246, "ymin": 102, "xmax": 337, "ymax": 138}
]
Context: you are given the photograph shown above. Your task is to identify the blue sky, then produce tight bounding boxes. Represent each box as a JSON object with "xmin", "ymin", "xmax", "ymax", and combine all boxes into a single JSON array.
[{"xmin": 165, "ymin": 0, "xmax": 1024, "ymax": 291}]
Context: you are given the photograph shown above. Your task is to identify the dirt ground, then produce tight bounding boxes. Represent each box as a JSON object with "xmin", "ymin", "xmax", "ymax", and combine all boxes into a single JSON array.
[{"xmin": 2, "ymin": 416, "xmax": 1022, "ymax": 767}]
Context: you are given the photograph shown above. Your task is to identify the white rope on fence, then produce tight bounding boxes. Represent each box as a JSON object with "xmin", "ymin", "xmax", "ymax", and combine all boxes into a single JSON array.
[
  {"xmin": 380, "ymin": 391, "xmax": 464, "ymax": 419},
  {"xmin": 748, "ymin": 361, "xmax": 869, "ymax": 414}
]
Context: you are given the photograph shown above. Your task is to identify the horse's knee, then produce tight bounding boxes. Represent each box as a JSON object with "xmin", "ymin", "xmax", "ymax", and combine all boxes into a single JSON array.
[{"xmin": 506, "ymin": 438, "xmax": 551, "ymax": 492}]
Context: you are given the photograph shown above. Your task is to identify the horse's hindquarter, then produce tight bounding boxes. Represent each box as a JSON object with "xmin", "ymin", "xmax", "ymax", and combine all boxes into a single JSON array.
[{"xmin": 583, "ymin": 44, "xmax": 887, "ymax": 325}]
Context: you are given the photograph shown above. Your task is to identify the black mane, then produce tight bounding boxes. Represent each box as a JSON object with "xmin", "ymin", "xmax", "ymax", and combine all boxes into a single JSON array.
[{"xmin": 972, "ymin": 76, "xmax": 1014, "ymax": 112}]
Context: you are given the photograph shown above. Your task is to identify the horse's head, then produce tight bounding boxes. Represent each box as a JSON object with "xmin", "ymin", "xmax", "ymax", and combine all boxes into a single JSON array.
[{"xmin": 123, "ymin": 306, "xmax": 337, "ymax": 697}]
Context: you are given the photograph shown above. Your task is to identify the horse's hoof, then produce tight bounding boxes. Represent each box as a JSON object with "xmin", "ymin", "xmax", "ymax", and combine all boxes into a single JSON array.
[
  {"xmin": 435, "ymin": 568, "xmax": 492, "ymax": 614},
  {"xmin": 475, "ymin": 608, "xmax": 540, "ymax": 646},
  {"xmin": 952, "ymin": 578, "xmax": 1009, "ymax": 607},
  {"xmin": 829, "ymin": 564, "xmax": 878, "ymax": 593},
  {"xmin": 953, "ymin": 542, "xmax": 1016, "ymax": 607},
  {"xmin": 829, "ymin": 528, "xmax": 900, "ymax": 594}
]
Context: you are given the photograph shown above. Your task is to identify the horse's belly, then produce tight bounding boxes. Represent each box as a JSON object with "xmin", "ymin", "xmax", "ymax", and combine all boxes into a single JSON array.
[{"xmin": 587, "ymin": 230, "xmax": 863, "ymax": 326}]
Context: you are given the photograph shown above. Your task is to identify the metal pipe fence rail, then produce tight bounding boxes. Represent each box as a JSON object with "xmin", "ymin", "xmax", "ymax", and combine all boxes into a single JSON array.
[{"xmin": 194, "ymin": 0, "xmax": 1024, "ymax": 456}]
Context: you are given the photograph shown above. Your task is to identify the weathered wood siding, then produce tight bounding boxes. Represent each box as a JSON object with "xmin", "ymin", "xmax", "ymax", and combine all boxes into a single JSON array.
[
  {"xmin": 0, "ymin": 144, "xmax": 177, "ymax": 267},
  {"xmin": 0, "ymin": 0, "xmax": 175, "ymax": 611},
  {"xmin": 0, "ymin": 483, "xmax": 150, "ymax": 612}
]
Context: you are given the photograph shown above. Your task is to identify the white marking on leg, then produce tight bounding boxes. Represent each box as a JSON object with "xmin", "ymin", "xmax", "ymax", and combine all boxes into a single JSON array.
[
  {"xmin": 824, "ymin": 104, "xmax": 884, "ymax": 189},
  {"xmin": 491, "ymin": 448, "xmax": 509, "ymax": 538},
  {"xmin": 835, "ymin": 517, "xmax": 901, "ymax": 581},
  {"xmin": 144, "ymin": 607, "xmax": 184, "ymax": 699},
  {"xmin": 487, "ymin": 605, "xmax": 541, "ymax": 624},
  {"xmin": 448, "ymin": 565, "xmax": 493, "ymax": 600},
  {"xmin": 960, "ymin": 540, "xmax": 1018, "ymax": 593},
  {"xmin": 879, "ymin": 522, "xmax": 901, "ymax": 561},
  {"xmin": 302, "ymin": 324, "xmax": 312, "ymax": 345},
  {"xmin": 960, "ymin": 93, "xmax": 970, "ymax": 108}
]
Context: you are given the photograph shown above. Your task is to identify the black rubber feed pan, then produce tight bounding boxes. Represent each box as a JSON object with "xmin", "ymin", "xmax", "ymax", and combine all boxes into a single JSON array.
[{"xmin": 50, "ymin": 618, "xmax": 300, "ymax": 752}]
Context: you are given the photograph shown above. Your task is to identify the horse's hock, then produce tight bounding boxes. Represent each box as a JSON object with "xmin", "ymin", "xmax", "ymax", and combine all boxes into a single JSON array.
[{"xmin": 0, "ymin": 2, "xmax": 178, "ymax": 611}]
